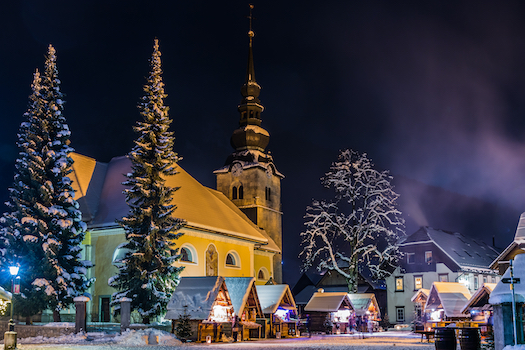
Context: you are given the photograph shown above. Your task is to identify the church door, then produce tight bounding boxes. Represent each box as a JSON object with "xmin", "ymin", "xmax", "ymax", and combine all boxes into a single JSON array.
[{"xmin": 206, "ymin": 245, "xmax": 218, "ymax": 276}]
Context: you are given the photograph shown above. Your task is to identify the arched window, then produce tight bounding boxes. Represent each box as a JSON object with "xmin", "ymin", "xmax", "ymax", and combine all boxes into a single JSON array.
[
  {"xmin": 257, "ymin": 268, "xmax": 268, "ymax": 281},
  {"xmin": 238, "ymin": 186, "xmax": 244, "ymax": 199},
  {"xmin": 225, "ymin": 251, "xmax": 240, "ymax": 268},
  {"xmin": 181, "ymin": 247, "xmax": 192, "ymax": 262},
  {"xmin": 180, "ymin": 244, "xmax": 197, "ymax": 264},
  {"xmin": 232, "ymin": 186, "xmax": 238, "ymax": 200}
]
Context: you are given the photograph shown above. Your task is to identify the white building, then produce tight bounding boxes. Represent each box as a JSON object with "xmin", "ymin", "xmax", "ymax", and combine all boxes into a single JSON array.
[{"xmin": 385, "ymin": 227, "xmax": 500, "ymax": 325}]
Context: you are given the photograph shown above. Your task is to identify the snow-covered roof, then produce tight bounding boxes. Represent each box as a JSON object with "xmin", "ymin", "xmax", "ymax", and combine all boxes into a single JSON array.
[
  {"xmin": 347, "ymin": 293, "xmax": 380, "ymax": 317},
  {"xmin": 165, "ymin": 276, "xmax": 231, "ymax": 320},
  {"xmin": 400, "ymin": 227, "xmax": 500, "ymax": 271},
  {"xmin": 489, "ymin": 253, "xmax": 525, "ymax": 305},
  {"xmin": 424, "ymin": 282, "xmax": 471, "ymax": 318},
  {"xmin": 304, "ymin": 291, "xmax": 353, "ymax": 312},
  {"xmin": 255, "ymin": 284, "xmax": 296, "ymax": 315},
  {"xmin": 411, "ymin": 288, "xmax": 430, "ymax": 303},
  {"xmin": 489, "ymin": 212, "xmax": 525, "ymax": 269},
  {"xmin": 461, "ymin": 283, "xmax": 496, "ymax": 314},
  {"xmin": 224, "ymin": 277, "xmax": 262, "ymax": 317},
  {"xmin": 70, "ymin": 153, "xmax": 107, "ymax": 222},
  {"xmin": 73, "ymin": 154, "xmax": 279, "ymax": 251},
  {"xmin": 0, "ymin": 286, "xmax": 11, "ymax": 301}
]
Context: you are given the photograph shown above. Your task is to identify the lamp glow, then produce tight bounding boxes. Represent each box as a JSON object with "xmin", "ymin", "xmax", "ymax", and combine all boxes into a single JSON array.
[{"xmin": 9, "ymin": 266, "xmax": 19, "ymax": 276}]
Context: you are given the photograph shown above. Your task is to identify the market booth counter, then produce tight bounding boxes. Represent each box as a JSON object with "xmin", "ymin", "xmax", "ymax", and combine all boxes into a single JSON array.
[
  {"xmin": 304, "ymin": 290, "xmax": 355, "ymax": 334},
  {"xmin": 224, "ymin": 277, "xmax": 264, "ymax": 340},
  {"xmin": 166, "ymin": 276, "xmax": 234, "ymax": 342},
  {"xmin": 256, "ymin": 284, "xmax": 298, "ymax": 338},
  {"xmin": 461, "ymin": 283, "xmax": 496, "ymax": 340}
]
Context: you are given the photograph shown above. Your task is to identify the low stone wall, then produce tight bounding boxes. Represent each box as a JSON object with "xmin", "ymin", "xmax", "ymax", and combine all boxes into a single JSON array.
[{"xmin": 0, "ymin": 322, "xmax": 75, "ymax": 340}]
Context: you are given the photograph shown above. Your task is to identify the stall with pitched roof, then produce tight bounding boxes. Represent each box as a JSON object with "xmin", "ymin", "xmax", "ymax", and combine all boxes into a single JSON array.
[
  {"xmin": 424, "ymin": 282, "xmax": 471, "ymax": 325},
  {"xmin": 347, "ymin": 293, "xmax": 380, "ymax": 331},
  {"xmin": 256, "ymin": 284, "xmax": 298, "ymax": 338},
  {"xmin": 411, "ymin": 288, "xmax": 430, "ymax": 328},
  {"xmin": 166, "ymin": 276, "xmax": 233, "ymax": 342},
  {"xmin": 304, "ymin": 290, "xmax": 354, "ymax": 334},
  {"xmin": 224, "ymin": 277, "xmax": 264, "ymax": 340}
]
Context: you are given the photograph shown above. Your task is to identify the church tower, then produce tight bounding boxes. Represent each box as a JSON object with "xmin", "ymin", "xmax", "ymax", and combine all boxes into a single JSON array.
[{"xmin": 214, "ymin": 9, "xmax": 284, "ymax": 283}]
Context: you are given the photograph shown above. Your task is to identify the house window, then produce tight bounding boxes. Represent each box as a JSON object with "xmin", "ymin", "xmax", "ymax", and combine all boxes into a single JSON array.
[
  {"xmin": 396, "ymin": 306, "xmax": 405, "ymax": 322},
  {"xmin": 491, "ymin": 276, "xmax": 496, "ymax": 283},
  {"xmin": 425, "ymin": 251, "xmax": 432, "ymax": 263},
  {"xmin": 474, "ymin": 276, "xmax": 479, "ymax": 290},
  {"xmin": 407, "ymin": 253, "xmax": 415, "ymax": 264},
  {"xmin": 439, "ymin": 274, "xmax": 448, "ymax": 282},
  {"xmin": 414, "ymin": 276, "xmax": 423, "ymax": 290},
  {"xmin": 395, "ymin": 277, "xmax": 404, "ymax": 291},
  {"xmin": 483, "ymin": 276, "xmax": 487, "ymax": 284},
  {"xmin": 112, "ymin": 246, "xmax": 131, "ymax": 266}
]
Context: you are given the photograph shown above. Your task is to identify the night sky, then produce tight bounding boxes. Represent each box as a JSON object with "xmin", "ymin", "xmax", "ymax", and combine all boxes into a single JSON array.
[{"xmin": 2, "ymin": 1, "xmax": 525, "ymax": 285}]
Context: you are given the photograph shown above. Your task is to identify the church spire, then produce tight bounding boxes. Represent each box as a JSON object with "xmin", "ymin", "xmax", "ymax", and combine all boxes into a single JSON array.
[{"xmin": 231, "ymin": 4, "xmax": 268, "ymax": 151}]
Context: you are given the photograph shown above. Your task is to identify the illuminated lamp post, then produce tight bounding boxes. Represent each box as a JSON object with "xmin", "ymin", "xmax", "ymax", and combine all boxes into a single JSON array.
[{"xmin": 4, "ymin": 266, "xmax": 20, "ymax": 350}]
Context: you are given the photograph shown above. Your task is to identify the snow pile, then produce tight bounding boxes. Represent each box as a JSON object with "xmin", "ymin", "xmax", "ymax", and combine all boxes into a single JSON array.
[
  {"xmin": 489, "ymin": 253, "xmax": 525, "ymax": 305},
  {"xmin": 503, "ymin": 346, "xmax": 525, "ymax": 350},
  {"xmin": 16, "ymin": 328, "xmax": 181, "ymax": 346}
]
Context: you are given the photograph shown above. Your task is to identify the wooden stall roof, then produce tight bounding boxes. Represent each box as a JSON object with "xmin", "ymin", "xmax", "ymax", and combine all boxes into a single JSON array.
[
  {"xmin": 461, "ymin": 283, "xmax": 496, "ymax": 314},
  {"xmin": 424, "ymin": 282, "xmax": 471, "ymax": 318},
  {"xmin": 224, "ymin": 277, "xmax": 263, "ymax": 317},
  {"xmin": 165, "ymin": 276, "xmax": 231, "ymax": 320},
  {"xmin": 256, "ymin": 284, "xmax": 296, "ymax": 315},
  {"xmin": 411, "ymin": 288, "xmax": 430, "ymax": 303},
  {"xmin": 304, "ymin": 291, "xmax": 353, "ymax": 312}
]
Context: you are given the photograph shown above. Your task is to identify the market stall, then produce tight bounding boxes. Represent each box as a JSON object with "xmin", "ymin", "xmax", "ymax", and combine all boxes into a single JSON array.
[
  {"xmin": 424, "ymin": 282, "xmax": 472, "ymax": 326},
  {"xmin": 224, "ymin": 277, "xmax": 264, "ymax": 340},
  {"xmin": 256, "ymin": 284, "xmax": 298, "ymax": 338},
  {"xmin": 166, "ymin": 276, "xmax": 234, "ymax": 342},
  {"xmin": 461, "ymin": 283, "xmax": 496, "ymax": 336},
  {"xmin": 411, "ymin": 288, "xmax": 430, "ymax": 328},
  {"xmin": 304, "ymin": 290, "xmax": 354, "ymax": 334},
  {"xmin": 347, "ymin": 293, "xmax": 381, "ymax": 332}
]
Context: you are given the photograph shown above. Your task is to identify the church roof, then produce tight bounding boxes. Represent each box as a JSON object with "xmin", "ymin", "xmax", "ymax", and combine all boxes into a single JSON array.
[{"xmin": 70, "ymin": 153, "xmax": 279, "ymax": 250}]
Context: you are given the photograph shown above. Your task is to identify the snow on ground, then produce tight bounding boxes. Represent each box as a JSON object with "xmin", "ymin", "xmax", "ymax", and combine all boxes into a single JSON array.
[
  {"xmin": 9, "ymin": 331, "xmax": 436, "ymax": 350},
  {"xmin": 504, "ymin": 346, "xmax": 525, "ymax": 350}
]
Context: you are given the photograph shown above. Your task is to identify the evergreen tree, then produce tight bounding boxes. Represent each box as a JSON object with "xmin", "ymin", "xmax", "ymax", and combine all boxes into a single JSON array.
[
  {"xmin": 175, "ymin": 305, "xmax": 192, "ymax": 341},
  {"xmin": 0, "ymin": 45, "xmax": 92, "ymax": 322},
  {"xmin": 300, "ymin": 149, "xmax": 405, "ymax": 293},
  {"xmin": 109, "ymin": 39, "xmax": 185, "ymax": 324}
]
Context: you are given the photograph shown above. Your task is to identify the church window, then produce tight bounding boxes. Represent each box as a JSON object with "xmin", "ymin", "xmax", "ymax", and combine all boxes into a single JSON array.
[
  {"xmin": 225, "ymin": 251, "xmax": 240, "ymax": 268},
  {"xmin": 181, "ymin": 247, "xmax": 192, "ymax": 262},
  {"xmin": 257, "ymin": 268, "xmax": 268, "ymax": 281},
  {"xmin": 238, "ymin": 186, "xmax": 244, "ymax": 199},
  {"xmin": 241, "ymin": 111, "xmax": 247, "ymax": 120},
  {"xmin": 180, "ymin": 244, "xmax": 197, "ymax": 264},
  {"xmin": 249, "ymin": 110, "xmax": 254, "ymax": 119},
  {"xmin": 265, "ymin": 187, "xmax": 271, "ymax": 201},
  {"xmin": 232, "ymin": 186, "xmax": 238, "ymax": 200}
]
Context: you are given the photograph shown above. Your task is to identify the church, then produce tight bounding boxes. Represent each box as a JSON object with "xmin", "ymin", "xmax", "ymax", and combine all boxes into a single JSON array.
[{"xmin": 69, "ymin": 29, "xmax": 284, "ymax": 322}]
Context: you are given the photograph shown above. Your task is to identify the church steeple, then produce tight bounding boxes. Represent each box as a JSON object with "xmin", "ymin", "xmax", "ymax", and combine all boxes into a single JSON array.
[
  {"xmin": 215, "ymin": 5, "xmax": 284, "ymax": 283},
  {"xmin": 230, "ymin": 6, "xmax": 269, "ymax": 151}
]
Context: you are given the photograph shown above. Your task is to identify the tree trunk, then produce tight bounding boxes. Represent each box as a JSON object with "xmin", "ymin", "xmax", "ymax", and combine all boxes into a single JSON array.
[
  {"xmin": 53, "ymin": 309, "xmax": 61, "ymax": 322},
  {"xmin": 25, "ymin": 315, "xmax": 32, "ymax": 325}
]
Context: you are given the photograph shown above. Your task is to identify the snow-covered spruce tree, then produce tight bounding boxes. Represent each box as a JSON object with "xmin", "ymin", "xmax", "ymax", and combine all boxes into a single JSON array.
[
  {"xmin": 1, "ymin": 45, "xmax": 92, "ymax": 322},
  {"xmin": 300, "ymin": 149, "xmax": 404, "ymax": 293},
  {"xmin": 109, "ymin": 39, "xmax": 185, "ymax": 324}
]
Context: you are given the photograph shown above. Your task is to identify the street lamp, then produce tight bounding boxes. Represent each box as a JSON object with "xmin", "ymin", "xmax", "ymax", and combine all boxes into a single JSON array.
[{"xmin": 8, "ymin": 266, "xmax": 19, "ymax": 332}]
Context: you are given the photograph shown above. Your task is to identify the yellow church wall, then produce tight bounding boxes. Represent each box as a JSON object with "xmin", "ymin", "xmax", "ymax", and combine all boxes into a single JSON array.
[
  {"xmin": 254, "ymin": 250, "xmax": 274, "ymax": 285},
  {"xmin": 86, "ymin": 225, "xmax": 276, "ymax": 319}
]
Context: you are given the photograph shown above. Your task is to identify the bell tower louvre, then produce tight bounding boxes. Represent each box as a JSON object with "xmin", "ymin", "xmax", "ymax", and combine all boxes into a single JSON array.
[{"xmin": 214, "ymin": 6, "xmax": 284, "ymax": 283}]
